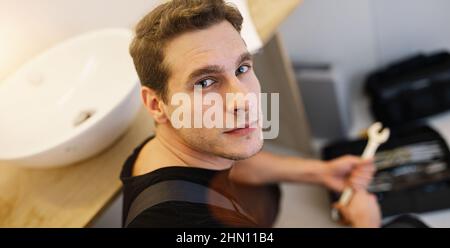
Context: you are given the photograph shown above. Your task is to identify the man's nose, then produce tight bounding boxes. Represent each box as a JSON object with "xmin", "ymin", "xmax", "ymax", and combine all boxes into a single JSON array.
[{"xmin": 225, "ymin": 76, "xmax": 250, "ymax": 114}]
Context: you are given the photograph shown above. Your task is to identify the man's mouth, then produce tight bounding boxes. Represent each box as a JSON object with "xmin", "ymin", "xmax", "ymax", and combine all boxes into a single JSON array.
[{"xmin": 223, "ymin": 121, "xmax": 258, "ymax": 136}]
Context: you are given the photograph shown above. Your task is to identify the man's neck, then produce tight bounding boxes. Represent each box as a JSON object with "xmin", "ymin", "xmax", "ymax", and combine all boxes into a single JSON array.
[{"xmin": 153, "ymin": 125, "xmax": 234, "ymax": 171}]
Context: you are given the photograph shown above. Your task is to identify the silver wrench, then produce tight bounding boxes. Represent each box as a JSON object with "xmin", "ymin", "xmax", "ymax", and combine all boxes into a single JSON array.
[{"xmin": 331, "ymin": 122, "xmax": 390, "ymax": 222}]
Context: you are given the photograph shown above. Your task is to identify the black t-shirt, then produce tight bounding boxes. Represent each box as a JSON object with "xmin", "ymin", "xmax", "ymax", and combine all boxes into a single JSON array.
[{"xmin": 120, "ymin": 136, "xmax": 281, "ymax": 228}]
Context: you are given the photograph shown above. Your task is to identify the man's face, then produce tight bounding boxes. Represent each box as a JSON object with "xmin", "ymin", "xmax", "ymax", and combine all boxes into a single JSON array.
[{"xmin": 162, "ymin": 20, "xmax": 263, "ymax": 160}]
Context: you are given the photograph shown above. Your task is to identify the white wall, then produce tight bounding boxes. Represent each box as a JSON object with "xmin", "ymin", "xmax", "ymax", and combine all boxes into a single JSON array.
[
  {"xmin": 0, "ymin": 0, "xmax": 160, "ymax": 82},
  {"xmin": 372, "ymin": 0, "xmax": 450, "ymax": 65}
]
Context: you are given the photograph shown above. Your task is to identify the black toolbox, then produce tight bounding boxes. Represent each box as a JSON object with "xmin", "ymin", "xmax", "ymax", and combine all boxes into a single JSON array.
[
  {"xmin": 365, "ymin": 51, "xmax": 450, "ymax": 127},
  {"xmin": 323, "ymin": 125, "xmax": 450, "ymax": 217}
]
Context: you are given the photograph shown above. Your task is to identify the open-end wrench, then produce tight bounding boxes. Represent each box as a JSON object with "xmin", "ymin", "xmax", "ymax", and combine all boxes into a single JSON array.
[{"xmin": 331, "ymin": 122, "xmax": 390, "ymax": 222}]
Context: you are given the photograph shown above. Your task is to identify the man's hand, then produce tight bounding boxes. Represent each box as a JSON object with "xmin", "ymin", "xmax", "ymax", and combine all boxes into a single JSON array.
[
  {"xmin": 333, "ymin": 189, "xmax": 381, "ymax": 228},
  {"xmin": 321, "ymin": 155, "xmax": 375, "ymax": 192}
]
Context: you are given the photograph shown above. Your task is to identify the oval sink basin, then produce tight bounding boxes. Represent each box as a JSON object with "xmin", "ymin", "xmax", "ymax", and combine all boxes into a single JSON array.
[{"xmin": 0, "ymin": 28, "xmax": 141, "ymax": 168}]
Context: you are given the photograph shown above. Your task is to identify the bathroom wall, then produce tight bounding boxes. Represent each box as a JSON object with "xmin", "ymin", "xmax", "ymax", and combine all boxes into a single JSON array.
[{"xmin": 372, "ymin": 0, "xmax": 450, "ymax": 65}]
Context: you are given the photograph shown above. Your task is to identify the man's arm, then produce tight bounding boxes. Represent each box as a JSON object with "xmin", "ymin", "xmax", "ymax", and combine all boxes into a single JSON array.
[{"xmin": 230, "ymin": 150, "xmax": 375, "ymax": 192}]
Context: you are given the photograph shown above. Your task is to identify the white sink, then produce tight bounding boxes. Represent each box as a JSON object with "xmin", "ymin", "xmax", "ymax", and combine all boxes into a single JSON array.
[{"xmin": 0, "ymin": 28, "xmax": 141, "ymax": 168}]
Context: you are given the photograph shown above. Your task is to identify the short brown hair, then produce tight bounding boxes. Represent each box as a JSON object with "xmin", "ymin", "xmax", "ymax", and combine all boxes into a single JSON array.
[{"xmin": 129, "ymin": 0, "xmax": 243, "ymax": 102}]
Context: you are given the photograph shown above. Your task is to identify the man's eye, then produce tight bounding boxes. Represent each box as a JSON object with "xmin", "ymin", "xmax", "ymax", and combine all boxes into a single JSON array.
[
  {"xmin": 236, "ymin": 65, "xmax": 250, "ymax": 75},
  {"xmin": 195, "ymin": 78, "xmax": 215, "ymax": 88}
]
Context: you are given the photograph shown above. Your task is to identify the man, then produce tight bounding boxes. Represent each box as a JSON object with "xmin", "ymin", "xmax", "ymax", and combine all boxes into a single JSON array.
[{"xmin": 121, "ymin": 0, "xmax": 380, "ymax": 228}]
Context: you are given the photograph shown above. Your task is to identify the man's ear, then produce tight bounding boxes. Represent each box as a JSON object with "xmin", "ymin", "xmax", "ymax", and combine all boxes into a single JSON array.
[{"xmin": 141, "ymin": 86, "xmax": 168, "ymax": 124}]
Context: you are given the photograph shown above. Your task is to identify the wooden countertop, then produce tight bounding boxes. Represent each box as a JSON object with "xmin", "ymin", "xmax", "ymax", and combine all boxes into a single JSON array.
[{"xmin": 0, "ymin": 0, "xmax": 302, "ymax": 227}]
